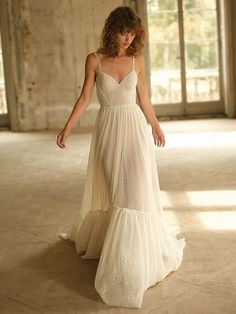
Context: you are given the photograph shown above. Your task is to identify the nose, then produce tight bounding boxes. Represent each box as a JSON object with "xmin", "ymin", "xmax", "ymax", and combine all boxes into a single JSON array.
[{"xmin": 125, "ymin": 33, "xmax": 131, "ymax": 41}]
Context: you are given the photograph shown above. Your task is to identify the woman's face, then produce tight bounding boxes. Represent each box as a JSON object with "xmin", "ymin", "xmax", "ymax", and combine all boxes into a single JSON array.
[{"xmin": 116, "ymin": 30, "xmax": 136, "ymax": 50}]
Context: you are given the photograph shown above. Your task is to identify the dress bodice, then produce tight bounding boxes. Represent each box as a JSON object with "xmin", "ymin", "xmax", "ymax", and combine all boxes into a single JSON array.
[{"xmin": 93, "ymin": 52, "xmax": 137, "ymax": 107}]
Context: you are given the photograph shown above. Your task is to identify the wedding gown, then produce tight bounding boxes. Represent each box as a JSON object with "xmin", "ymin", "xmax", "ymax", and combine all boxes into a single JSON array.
[{"xmin": 59, "ymin": 52, "xmax": 186, "ymax": 309}]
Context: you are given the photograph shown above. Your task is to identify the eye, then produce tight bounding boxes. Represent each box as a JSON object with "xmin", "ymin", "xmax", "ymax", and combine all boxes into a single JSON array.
[{"xmin": 128, "ymin": 30, "xmax": 135, "ymax": 36}]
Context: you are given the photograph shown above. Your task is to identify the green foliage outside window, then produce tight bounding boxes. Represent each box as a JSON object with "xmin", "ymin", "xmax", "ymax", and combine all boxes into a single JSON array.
[{"xmin": 147, "ymin": 0, "xmax": 218, "ymax": 71}]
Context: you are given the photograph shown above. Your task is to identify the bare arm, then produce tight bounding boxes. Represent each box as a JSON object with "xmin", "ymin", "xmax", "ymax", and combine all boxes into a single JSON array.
[
  {"xmin": 64, "ymin": 53, "xmax": 97, "ymax": 130},
  {"xmin": 136, "ymin": 55, "xmax": 165, "ymax": 147},
  {"xmin": 56, "ymin": 53, "xmax": 97, "ymax": 148}
]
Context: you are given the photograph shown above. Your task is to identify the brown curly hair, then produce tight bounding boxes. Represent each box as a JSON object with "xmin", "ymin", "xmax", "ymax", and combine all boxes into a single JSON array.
[{"xmin": 96, "ymin": 6, "xmax": 146, "ymax": 57}]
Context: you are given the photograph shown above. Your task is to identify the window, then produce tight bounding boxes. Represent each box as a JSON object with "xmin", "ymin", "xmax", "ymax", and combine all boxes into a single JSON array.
[{"xmin": 147, "ymin": 0, "xmax": 222, "ymax": 115}]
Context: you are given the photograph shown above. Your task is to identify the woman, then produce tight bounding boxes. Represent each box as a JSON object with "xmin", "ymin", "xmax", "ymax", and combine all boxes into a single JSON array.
[{"xmin": 57, "ymin": 6, "xmax": 186, "ymax": 309}]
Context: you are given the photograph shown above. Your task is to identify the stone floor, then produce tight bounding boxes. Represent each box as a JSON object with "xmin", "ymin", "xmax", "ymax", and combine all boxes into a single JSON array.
[{"xmin": 0, "ymin": 118, "xmax": 236, "ymax": 314}]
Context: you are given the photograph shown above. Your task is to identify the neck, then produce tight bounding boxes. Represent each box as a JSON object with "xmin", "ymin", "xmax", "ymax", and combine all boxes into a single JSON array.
[{"xmin": 117, "ymin": 48, "xmax": 128, "ymax": 57}]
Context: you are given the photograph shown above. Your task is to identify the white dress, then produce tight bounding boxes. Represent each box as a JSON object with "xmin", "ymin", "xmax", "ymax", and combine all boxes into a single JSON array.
[{"xmin": 59, "ymin": 52, "xmax": 186, "ymax": 308}]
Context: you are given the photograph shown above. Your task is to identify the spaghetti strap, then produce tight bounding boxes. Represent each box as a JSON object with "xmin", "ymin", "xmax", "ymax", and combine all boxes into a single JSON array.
[
  {"xmin": 132, "ymin": 55, "xmax": 135, "ymax": 70},
  {"xmin": 94, "ymin": 52, "xmax": 101, "ymax": 72}
]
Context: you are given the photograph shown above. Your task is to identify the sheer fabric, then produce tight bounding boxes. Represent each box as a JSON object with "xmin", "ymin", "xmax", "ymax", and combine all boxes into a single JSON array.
[{"xmin": 59, "ymin": 52, "xmax": 186, "ymax": 308}]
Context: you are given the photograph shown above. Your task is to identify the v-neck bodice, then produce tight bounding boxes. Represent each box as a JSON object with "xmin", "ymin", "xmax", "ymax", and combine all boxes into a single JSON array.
[{"xmin": 93, "ymin": 52, "xmax": 137, "ymax": 108}]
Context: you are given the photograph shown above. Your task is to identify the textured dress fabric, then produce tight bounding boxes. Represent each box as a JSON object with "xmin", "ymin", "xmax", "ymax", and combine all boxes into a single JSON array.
[{"xmin": 59, "ymin": 52, "xmax": 186, "ymax": 309}]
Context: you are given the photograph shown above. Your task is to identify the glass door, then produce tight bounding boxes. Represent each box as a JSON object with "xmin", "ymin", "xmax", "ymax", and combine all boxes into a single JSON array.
[{"xmin": 146, "ymin": 0, "xmax": 223, "ymax": 116}]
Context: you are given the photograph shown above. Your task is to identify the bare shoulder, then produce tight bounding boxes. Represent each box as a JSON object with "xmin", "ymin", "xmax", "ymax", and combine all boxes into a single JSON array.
[
  {"xmin": 86, "ymin": 52, "xmax": 97, "ymax": 66},
  {"xmin": 135, "ymin": 54, "xmax": 145, "ymax": 74},
  {"xmin": 85, "ymin": 52, "xmax": 98, "ymax": 74}
]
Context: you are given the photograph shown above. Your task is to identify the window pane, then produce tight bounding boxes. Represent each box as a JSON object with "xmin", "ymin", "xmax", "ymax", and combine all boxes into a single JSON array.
[
  {"xmin": 184, "ymin": 0, "xmax": 216, "ymax": 10},
  {"xmin": 147, "ymin": 0, "xmax": 181, "ymax": 104},
  {"xmin": 183, "ymin": 0, "xmax": 220, "ymax": 102},
  {"xmin": 147, "ymin": 0, "xmax": 177, "ymax": 12},
  {"xmin": 184, "ymin": 9, "xmax": 218, "ymax": 42}
]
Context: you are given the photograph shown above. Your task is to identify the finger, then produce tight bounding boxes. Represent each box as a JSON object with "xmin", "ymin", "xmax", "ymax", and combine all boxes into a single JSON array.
[
  {"xmin": 162, "ymin": 136, "xmax": 166, "ymax": 147},
  {"xmin": 59, "ymin": 140, "xmax": 65, "ymax": 148},
  {"xmin": 61, "ymin": 137, "xmax": 66, "ymax": 148},
  {"xmin": 56, "ymin": 135, "xmax": 62, "ymax": 147},
  {"xmin": 155, "ymin": 137, "xmax": 159, "ymax": 147},
  {"xmin": 57, "ymin": 135, "xmax": 65, "ymax": 149},
  {"xmin": 159, "ymin": 137, "xmax": 163, "ymax": 147},
  {"xmin": 159, "ymin": 134, "xmax": 164, "ymax": 147},
  {"xmin": 160, "ymin": 138, "xmax": 164, "ymax": 147},
  {"xmin": 56, "ymin": 137, "xmax": 62, "ymax": 148},
  {"xmin": 154, "ymin": 136, "xmax": 158, "ymax": 146},
  {"xmin": 57, "ymin": 141, "xmax": 64, "ymax": 148}
]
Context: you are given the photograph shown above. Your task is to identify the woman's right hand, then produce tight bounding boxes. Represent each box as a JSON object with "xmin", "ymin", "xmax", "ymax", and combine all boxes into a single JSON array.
[{"xmin": 56, "ymin": 127, "xmax": 71, "ymax": 149}]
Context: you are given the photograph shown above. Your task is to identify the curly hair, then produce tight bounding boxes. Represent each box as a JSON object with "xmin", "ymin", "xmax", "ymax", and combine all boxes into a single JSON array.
[{"xmin": 96, "ymin": 6, "xmax": 146, "ymax": 57}]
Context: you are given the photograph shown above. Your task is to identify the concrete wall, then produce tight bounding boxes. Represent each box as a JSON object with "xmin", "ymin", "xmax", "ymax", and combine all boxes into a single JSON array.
[{"xmin": 1, "ymin": 0, "xmax": 123, "ymax": 131}]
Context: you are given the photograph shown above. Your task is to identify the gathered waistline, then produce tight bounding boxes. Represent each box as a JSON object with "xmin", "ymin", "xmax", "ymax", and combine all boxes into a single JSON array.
[{"xmin": 100, "ymin": 103, "xmax": 137, "ymax": 109}]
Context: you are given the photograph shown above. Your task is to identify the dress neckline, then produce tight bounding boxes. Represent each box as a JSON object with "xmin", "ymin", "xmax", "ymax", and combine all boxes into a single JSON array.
[
  {"xmin": 98, "ymin": 69, "xmax": 136, "ymax": 85},
  {"xmin": 94, "ymin": 52, "xmax": 135, "ymax": 85}
]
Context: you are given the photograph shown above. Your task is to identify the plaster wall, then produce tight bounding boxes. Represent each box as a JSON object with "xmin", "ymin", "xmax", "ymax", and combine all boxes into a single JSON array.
[{"xmin": 3, "ymin": 0, "xmax": 123, "ymax": 131}]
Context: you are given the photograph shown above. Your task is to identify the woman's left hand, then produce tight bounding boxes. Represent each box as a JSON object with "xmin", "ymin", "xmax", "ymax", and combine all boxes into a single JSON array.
[{"xmin": 152, "ymin": 124, "xmax": 165, "ymax": 147}]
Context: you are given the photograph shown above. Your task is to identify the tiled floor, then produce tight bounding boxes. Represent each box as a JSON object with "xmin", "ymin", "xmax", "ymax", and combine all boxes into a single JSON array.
[{"xmin": 0, "ymin": 118, "xmax": 236, "ymax": 314}]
